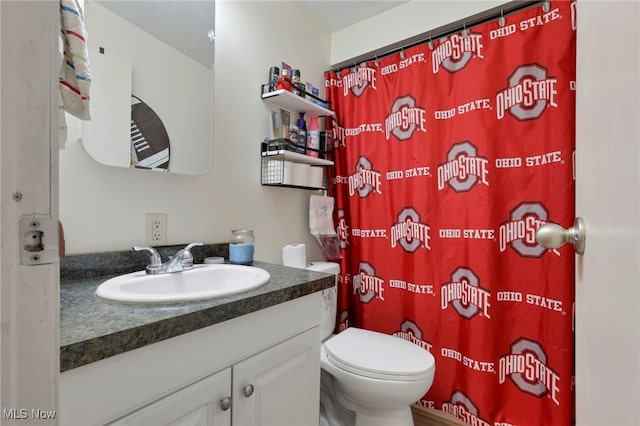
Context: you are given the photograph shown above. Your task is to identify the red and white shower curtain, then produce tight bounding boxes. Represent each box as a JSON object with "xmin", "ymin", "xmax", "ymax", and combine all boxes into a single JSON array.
[{"xmin": 325, "ymin": 1, "xmax": 576, "ymax": 424}]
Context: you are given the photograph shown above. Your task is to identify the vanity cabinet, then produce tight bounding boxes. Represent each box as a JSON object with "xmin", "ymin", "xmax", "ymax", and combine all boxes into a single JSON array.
[
  {"xmin": 60, "ymin": 293, "xmax": 322, "ymax": 426},
  {"xmin": 261, "ymin": 88, "xmax": 334, "ymax": 190},
  {"xmin": 108, "ymin": 329, "xmax": 318, "ymax": 426}
]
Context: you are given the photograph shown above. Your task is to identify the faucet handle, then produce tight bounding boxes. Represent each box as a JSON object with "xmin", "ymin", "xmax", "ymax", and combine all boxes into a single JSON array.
[
  {"xmin": 183, "ymin": 242, "xmax": 204, "ymax": 252},
  {"xmin": 178, "ymin": 242, "xmax": 204, "ymax": 268},
  {"xmin": 133, "ymin": 246, "xmax": 162, "ymax": 274}
]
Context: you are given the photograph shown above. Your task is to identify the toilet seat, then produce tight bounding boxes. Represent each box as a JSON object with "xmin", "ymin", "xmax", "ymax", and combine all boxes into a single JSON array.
[{"xmin": 324, "ymin": 328, "xmax": 435, "ymax": 381}]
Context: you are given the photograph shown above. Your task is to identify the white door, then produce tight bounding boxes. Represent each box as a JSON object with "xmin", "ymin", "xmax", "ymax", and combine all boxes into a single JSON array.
[
  {"xmin": 108, "ymin": 369, "xmax": 232, "ymax": 426},
  {"xmin": 0, "ymin": 1, "xmax": 60, "ymax": 424},
  {"xmin": 233, "ymin": 329, "xmax": 321, "ymax": 426},
  {"xmin": 576, "ymin": 2, "xmax": 640, "ymax": 425}
]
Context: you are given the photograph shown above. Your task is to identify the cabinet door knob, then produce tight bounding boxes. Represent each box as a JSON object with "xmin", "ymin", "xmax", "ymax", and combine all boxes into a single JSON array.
[
  {"xmin": 242, "ymin": 384, "xmax": 255, "ymax": 397},
  {"xmin": 219, "ymin": 396, "xmax": 232, "ymax": 411}
]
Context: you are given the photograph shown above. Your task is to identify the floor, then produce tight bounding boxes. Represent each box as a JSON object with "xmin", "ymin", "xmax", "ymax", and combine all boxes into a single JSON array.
[{"xmin": 411, "ymin": 405, "xmax": 465, "ymax": 426}]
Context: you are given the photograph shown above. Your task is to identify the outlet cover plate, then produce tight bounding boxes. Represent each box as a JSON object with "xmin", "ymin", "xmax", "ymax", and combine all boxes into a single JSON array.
[{"xmin": 145, "ymin": 213, "xmax": 167, "ymax": 245}]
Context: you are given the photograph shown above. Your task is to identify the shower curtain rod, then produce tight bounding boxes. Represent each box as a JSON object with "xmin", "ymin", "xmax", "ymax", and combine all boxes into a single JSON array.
[{"xmin": 330, "ymin": 0, "xmax": 544, "ymax": 72}]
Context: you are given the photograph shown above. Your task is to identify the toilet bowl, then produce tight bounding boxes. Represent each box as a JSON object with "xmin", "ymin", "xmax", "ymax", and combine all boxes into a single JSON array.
[{"xmin": 307, "ymin": 262, "xmax": 436, "ymax": 426}]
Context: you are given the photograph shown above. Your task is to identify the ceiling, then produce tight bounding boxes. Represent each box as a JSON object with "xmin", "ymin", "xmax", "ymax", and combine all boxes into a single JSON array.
[
  {"xmin": 94, "ymin": 0, "xmax": 407, "ymax": 68},
  {"xmin": 301, "ymin": 0, "xmax": 409, "ymax": 32}
]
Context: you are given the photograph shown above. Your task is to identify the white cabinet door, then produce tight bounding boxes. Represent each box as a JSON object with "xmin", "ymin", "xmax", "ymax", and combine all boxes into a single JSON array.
[
  {"xmin": 108, "ymin": 368, "xmax": 232, "ymax": 426},
  {"xmin": 233, "ymin": 328, "xmax": 321, "ymax": 426}
]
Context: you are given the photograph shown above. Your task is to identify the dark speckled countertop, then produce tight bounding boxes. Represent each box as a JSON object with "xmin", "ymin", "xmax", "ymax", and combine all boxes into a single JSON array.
[{"xmin": 60, "ymin": 245, "xmax": 334, "ymax": 372}]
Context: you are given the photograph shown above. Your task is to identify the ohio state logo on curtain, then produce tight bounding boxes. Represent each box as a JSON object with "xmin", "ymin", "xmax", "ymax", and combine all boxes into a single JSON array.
[{"xmin": 325, "ymin": 1, "xmax": 576, "ymax": 425}]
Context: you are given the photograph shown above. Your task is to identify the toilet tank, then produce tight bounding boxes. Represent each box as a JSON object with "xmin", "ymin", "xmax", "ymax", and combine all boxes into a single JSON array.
[{"xmin": 306, "ymin": 262, "xmax": 339, "ymax": 340}]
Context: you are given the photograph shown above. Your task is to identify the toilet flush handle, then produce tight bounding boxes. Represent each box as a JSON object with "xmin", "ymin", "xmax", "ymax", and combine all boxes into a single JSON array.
[{"xmin": 242, "ymin": 384, "xmax": 255, "ymax": 397}]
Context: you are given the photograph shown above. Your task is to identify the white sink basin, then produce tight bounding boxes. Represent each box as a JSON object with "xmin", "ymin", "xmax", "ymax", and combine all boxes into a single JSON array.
[{"xmin": 96, "ymin": 264, "xmax": 270, "ymax": 304}]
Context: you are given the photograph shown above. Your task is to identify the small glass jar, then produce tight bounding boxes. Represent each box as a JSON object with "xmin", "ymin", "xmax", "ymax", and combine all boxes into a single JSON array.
[{"xmin": 229, "ymin": 229, "xmax": 255, "ymax": 265}]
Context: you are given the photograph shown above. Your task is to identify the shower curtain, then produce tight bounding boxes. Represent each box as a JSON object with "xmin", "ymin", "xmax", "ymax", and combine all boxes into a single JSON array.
[{"xmin": 325, "ymin": 1, "xmax": 576, "ymax": 424}]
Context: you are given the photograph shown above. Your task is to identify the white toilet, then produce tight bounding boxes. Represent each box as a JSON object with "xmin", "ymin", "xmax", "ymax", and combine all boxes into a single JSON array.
[{"xmin": 306, "ymin": 262, "xmax": 436, "ymax": 426}]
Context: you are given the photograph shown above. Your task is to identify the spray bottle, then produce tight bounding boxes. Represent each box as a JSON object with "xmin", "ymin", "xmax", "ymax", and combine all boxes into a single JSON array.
[
  {"xmin": 306, "ymin": 115, "xmax": 320, "ymax": 158},
  {"xmin": 296, "ymin": 112, "xmax": 307, "ymax": 154}
]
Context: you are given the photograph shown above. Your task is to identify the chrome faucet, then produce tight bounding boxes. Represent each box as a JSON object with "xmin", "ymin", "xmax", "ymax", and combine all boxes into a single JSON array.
[{"xmin": 133, "ymin": 242, "xmax": 204, "ymax": 275}]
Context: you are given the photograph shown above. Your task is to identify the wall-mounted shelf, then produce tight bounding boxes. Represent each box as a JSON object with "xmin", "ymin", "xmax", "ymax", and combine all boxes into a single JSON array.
[
  {"xmin": 261, "ymin": 149, "xmax": 333, "ymax": 166},
  {"xmin": 260, "ymin": 85, "xmax": 334, "ymax": 191},
  {"xmin": 261, "ymin": 88, "xmax": 334, "ymax": 117},
  {"xmin": 261, "ymin": 140, "xmax": 333, "ymax": 190}
]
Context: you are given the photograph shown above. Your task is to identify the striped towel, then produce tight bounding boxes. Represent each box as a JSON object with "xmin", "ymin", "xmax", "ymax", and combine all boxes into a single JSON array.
[{"xmin": 59, "ymin": 0, "xmax": 91, "ymax": 121}]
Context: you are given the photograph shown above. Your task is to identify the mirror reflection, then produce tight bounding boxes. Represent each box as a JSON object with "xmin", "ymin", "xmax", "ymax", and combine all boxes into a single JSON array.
[{"xmin": 81, "ymin": 0, "xmax": 215, "ymax": 175}]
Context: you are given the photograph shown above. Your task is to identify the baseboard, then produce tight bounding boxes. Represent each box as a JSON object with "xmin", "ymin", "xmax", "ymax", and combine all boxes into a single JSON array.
[{"xmin": 411, "ymin": 405, "xmax": 466, "ymax": 426}]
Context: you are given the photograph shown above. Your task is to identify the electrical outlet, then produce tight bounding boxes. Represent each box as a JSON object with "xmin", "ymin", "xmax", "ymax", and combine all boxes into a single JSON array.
[{"xmin": 145, "ymin": 213, "xmax": 167, "ymax": 245}]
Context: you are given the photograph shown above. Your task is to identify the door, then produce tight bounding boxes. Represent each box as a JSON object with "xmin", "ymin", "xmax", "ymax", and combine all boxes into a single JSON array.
[
  {"xmin": 575, "ymin": 2, "xmax": 640, "ymax": 425},
  {"xmin": 0, "ymin": 1, "xmax": 60, "ymax": 423},
  {"xmin": 108, "ymin": 369, "xmax": 232, "ymax": 426},
  {"xmin": 233, "ymin": 328, "xmax": 321, "ymax": 426}
]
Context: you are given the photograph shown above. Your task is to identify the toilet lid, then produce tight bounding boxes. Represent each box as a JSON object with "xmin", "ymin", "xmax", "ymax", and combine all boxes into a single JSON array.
[{"xmin": 324, "ymin": 328, "xmax": 435, "ymax": 381}]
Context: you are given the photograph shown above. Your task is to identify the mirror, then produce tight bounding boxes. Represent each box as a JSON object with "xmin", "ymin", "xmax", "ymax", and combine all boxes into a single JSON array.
[{"xmin": 81, "ymin": 0, "xmax": 215, "ymax": 175}]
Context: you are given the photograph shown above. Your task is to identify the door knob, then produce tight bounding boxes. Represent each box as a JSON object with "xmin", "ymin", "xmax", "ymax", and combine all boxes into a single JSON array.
[{"xmin": 536, "ymin": 217, "xmax": 586, "ymax": 255}]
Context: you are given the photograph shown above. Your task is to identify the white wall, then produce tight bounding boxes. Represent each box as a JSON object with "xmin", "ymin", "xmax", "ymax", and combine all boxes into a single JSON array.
[
  {"xmin": 59, "ymin": 0, "xmax": 330, "ymax": 263},
  {"xmin": 330, "ymin": 1, "xmax": 503, "ymax": 65}
]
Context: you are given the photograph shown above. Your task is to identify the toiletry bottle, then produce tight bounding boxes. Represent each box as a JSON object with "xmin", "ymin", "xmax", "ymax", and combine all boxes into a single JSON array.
[
  {"xmin": 268, "ymin": 66, "xmax": 279, "ymax": 92},
  {"xmin": 280, "ymin": 109, "xmax": 290, "ymax": 140},
  {"xmin": 291, "ymin": 69, "xmax": 303, "ymax": 97},
  {"xmin": 306, "ymin": 115, "xmax": 320, "ymax": 157},
  {"xmin": 276, "ymin": 69, "xmax": 292, "ymax": 92},
  {"xmin": 296, "ymin": 113, "xmax": 307, "ymax": 154},
  {"xmin": 291, "ymin": 69, "xmax": 299, "ymax": 95},
  {"xmin": 319, "ymin": 130, "xmax": 327, "ymax": 159},
  {"xmin": 289, "ymin": 124, "xmax": 299, "ymax": 146}
]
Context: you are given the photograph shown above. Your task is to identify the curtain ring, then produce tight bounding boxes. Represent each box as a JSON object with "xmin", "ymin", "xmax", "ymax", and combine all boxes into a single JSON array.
[
  {"xmin": 400, "ymin": 45, "xmax": 405, "ymax": 59},
  {"xmin": 374, "ymin": 54, "xmax": 380, "ymax": 68},
  {"xmin": 499, "ymin": 10, "xmax": 506, "ymax": 27},
  {"xmin": 462, "ymin": 22, "xmax": 468, "ymax": 38},
  {"xmin": 542, "ymin": 1, "xmax": 551, "ymax": 12},
  {"xmin": 427, "ymin": 35, "xmax": 433, "ymax": 50}
]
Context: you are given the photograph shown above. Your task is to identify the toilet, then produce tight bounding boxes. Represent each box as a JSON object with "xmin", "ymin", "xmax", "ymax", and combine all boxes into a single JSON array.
[{"xmin": 306, "ymin": 262, "xmax": 435, "ymax": 426}]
